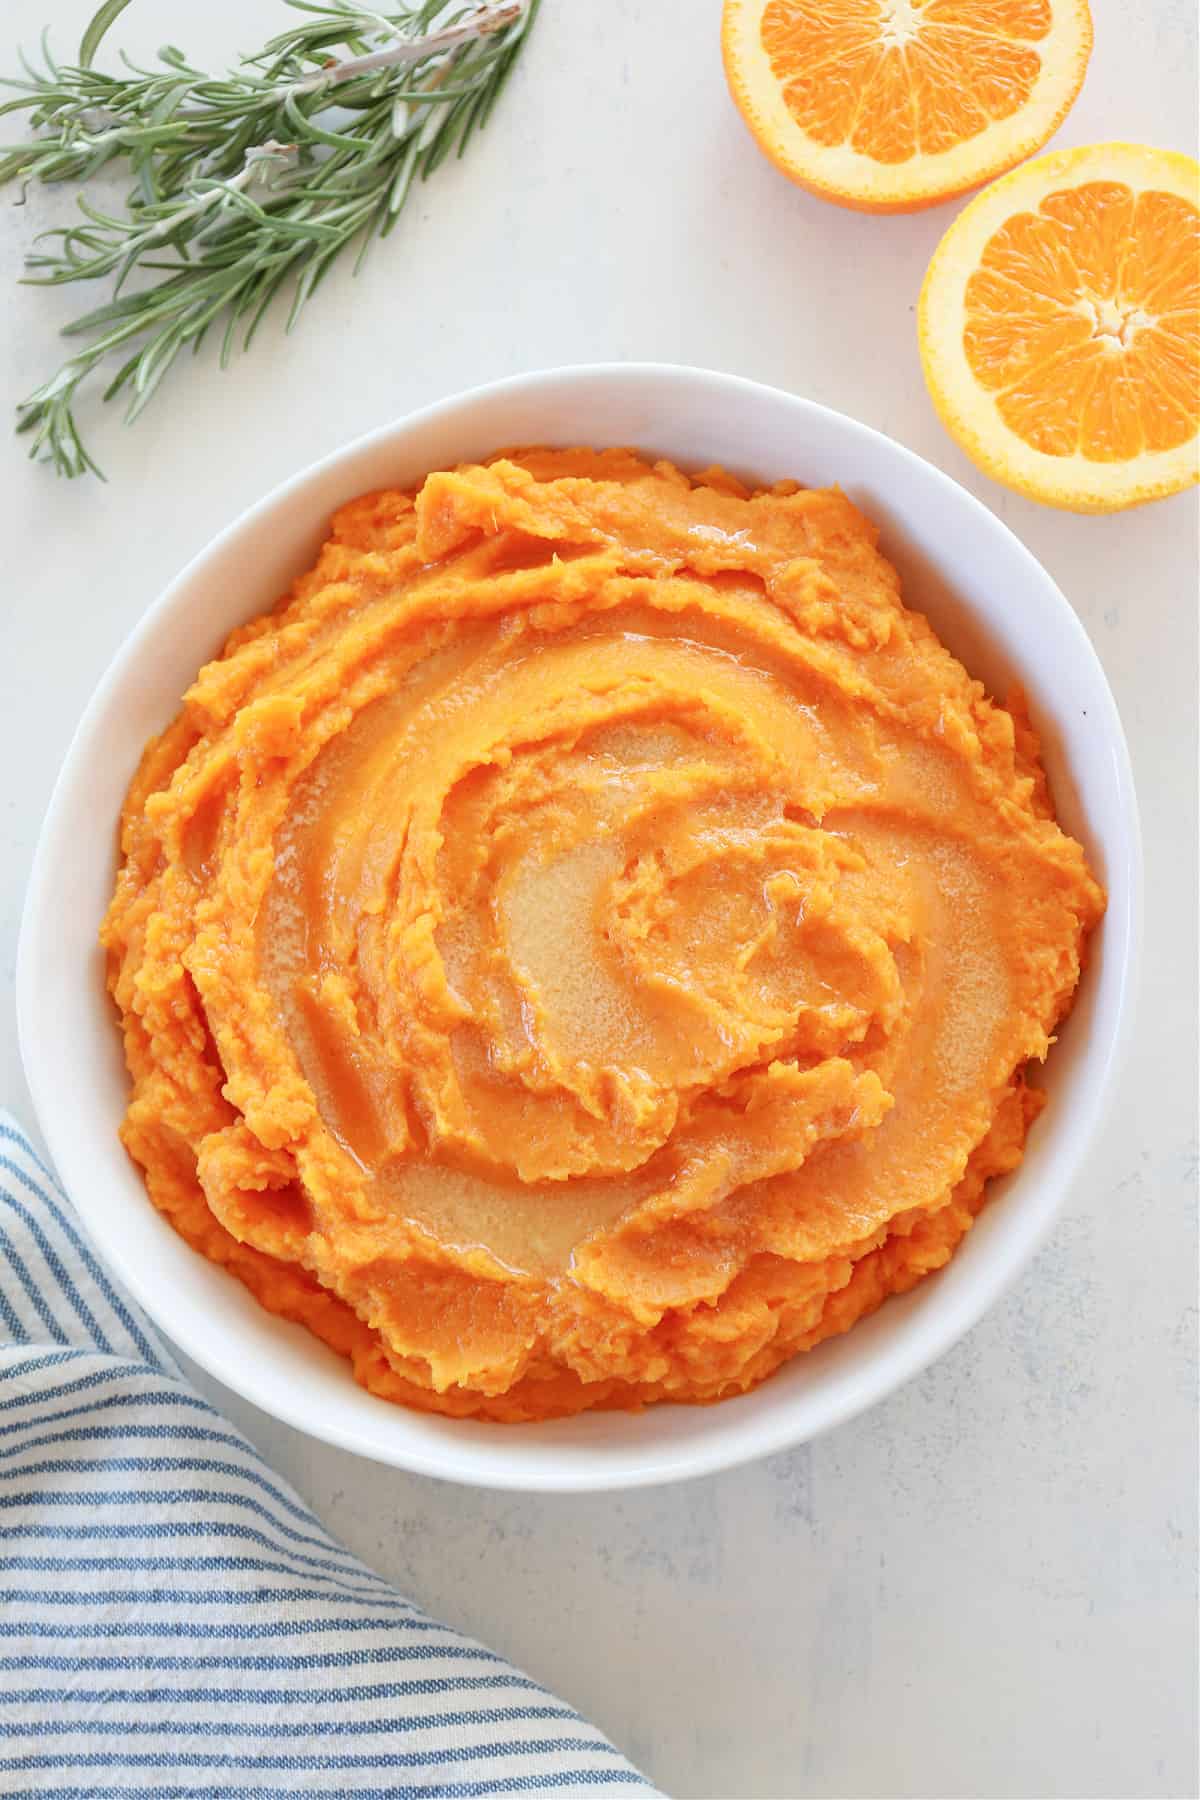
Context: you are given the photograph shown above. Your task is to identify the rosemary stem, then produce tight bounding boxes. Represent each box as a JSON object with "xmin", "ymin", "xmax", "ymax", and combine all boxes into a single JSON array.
[
  {"xmin": 141, "ymin": 155, "xmax": 263, "ymax": 243},
  {"xmin": 285, "ymin": 1, "xmax": 524, "ymax": 96}
]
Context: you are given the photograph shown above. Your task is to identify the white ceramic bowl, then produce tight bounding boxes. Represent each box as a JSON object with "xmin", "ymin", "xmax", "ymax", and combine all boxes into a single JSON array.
[{"xmin": 19, "ymin": 365, "xmax": 1141, "ymax": 1492}]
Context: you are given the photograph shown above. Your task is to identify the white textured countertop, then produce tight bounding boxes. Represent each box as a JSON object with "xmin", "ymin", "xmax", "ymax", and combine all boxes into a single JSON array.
[{"xmin": 2, "ymin": 2, "xmax": 1196, "ymax": 1795}]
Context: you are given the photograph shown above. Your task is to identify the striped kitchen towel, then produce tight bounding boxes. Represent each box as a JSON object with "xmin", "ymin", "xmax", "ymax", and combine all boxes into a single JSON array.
[{"xmin": 0, "ymin": 1114, "xmax": 657, "ymax": 1799}]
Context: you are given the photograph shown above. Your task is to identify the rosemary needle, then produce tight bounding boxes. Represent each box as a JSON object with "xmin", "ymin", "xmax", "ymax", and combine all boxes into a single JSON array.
[{"xmin": 1, "ymin": 0, "xmax": 539, "ymax": 478}]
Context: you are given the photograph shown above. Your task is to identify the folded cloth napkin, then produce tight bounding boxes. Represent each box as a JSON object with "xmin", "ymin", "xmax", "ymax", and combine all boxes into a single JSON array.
[{"xmin": 0, "ymin": 1115, "xmax": 656, "ymax": 1800}]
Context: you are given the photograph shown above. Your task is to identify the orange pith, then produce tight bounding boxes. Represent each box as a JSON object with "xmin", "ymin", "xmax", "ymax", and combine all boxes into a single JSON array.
[
  {"xmin": 762, "ymin": 0, "xmax": 1049, "ymax": 166},
  {"xmin": 963, "ymin": 182, "xmax": 1199, "ymax": 460}
]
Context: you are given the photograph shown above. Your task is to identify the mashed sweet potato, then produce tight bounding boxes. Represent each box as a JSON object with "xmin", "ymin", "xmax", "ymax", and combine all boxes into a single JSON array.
[{"xmin": 102, "ymin": 449, "xmax": 1104, "ymax": 1420}]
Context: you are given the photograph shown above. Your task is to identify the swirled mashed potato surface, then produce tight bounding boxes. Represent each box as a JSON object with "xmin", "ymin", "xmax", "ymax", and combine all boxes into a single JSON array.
[{"xmin": 102, "ymin": 450, "xmax": 1104, "ymax": 1420}]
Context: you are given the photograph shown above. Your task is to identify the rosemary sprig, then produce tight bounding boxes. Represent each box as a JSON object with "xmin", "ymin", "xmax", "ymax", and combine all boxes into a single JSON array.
[{"xmin": 1, "ymin": 0, "xmax": 538, "ymax": 478}]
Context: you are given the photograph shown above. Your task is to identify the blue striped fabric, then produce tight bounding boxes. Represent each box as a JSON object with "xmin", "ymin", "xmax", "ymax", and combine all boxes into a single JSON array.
[{"xmin": 0, "ymin": 1115, "xmax": 657, "ymax": 1799}]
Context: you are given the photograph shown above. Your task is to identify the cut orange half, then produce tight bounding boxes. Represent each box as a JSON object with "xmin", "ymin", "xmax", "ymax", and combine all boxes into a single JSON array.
[
  {"xmin": 722, "ymin": 0, "xmax": 1093, "ymax": 214},
  {"xmin": 920, "ymin": 143, "xmax": 1200, "ymax": 511}
]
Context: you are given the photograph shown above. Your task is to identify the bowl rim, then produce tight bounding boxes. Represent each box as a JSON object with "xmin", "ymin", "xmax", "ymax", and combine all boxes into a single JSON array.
[{"xmin": 17, "ymin": 362, "xmax": 1144, "ymax": 1491}]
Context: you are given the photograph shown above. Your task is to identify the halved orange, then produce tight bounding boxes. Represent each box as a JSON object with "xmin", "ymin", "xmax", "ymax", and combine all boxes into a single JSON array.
[
  {"xmin": 920, "ymin": 143, "xmax": 1200, "ymax": 511},
  {"xmin": 722, "ymin": 0, "xmax": 1093, "ymax": 214}
]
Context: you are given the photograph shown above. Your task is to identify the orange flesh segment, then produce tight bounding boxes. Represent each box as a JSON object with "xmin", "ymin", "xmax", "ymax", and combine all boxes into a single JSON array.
[
  {"xmin": 760, "ymin": 0, "xmax": 1049, "ymax": 165},
  {"xmin": 963, "ymin": 181, "xmax": 1200, "ymax": 461}
]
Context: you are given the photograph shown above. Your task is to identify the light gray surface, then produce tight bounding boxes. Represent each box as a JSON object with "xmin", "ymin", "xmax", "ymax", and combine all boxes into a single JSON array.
[{"xmin": 1, "ymin": 2, "xmax": 1196, "ymax": 1796}]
